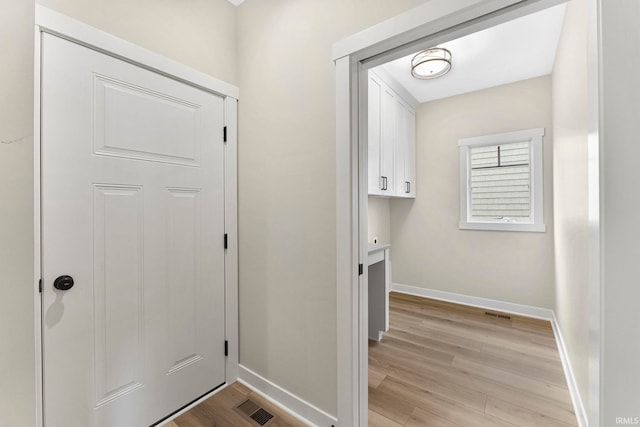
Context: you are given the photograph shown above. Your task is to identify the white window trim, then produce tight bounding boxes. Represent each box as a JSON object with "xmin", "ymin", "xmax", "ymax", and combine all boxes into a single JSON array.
[{"xmin": 458, "ymin": 128, "xmax": 546, "ymax": 233}]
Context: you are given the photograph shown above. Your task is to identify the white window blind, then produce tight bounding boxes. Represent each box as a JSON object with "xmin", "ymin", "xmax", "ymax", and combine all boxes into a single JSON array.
[
  {"xmin": 470, "ymin": 142, "xmax": 530, "ymax": 219},
  {"xmin": 458, "ymin": 128, "xmax": 545, "ymax": 233}
]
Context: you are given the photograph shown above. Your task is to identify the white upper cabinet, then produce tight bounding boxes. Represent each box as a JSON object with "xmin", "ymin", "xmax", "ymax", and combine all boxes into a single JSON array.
[
  {"xmin": 368, "ymin": 71, "xmax": 416, "ymax": 198},
  {"xmin": 368, "ymin": 76, "xmax": 383, "ymax": 195},
  {"xmin": 395, "ymin": 98, "xmax": 416, "ymax": 198},
  {"xmin": 380, "ymin": 87, "xmax": 396, "ymax": 194}
]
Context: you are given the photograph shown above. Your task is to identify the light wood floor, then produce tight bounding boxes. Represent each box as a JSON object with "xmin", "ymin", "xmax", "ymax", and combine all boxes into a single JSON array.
[
  {"xmin": 369, "ymin": 292, "xmax": 578, "ymax": 427},
  {"xmin": 165, "ymin": 382, "xmax": 307, "ymax": 427},
  {"xmin": 166, "ymin": 292, "xmax": 576, "ymax": 427}
]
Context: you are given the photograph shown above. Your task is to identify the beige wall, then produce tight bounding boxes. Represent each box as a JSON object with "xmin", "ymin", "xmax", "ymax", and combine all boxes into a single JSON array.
[
  {"xmin": 1, "ymin": 1, "xmax": 236, "ymax": 425},
  {"xmin": 552, "ymin": 0, "xmax": 590, "ymax": 416},
  {"xmin": 390, "ymin": 76, "xmax": 555, "ymax": 309},
  {"xmin": 37, "ymin": 0, "xmax": 237, "ymax": 85},
  {"xmin": 368, "ymin": 197, "xmax": 391, "ymax": 244},
  {"xmin": 0, "ymin": 2, "xmax": 35, "ymax": 426},
  {"xmin": 236, "ymin": 0, "xmax": 427, "ymax": 415}
]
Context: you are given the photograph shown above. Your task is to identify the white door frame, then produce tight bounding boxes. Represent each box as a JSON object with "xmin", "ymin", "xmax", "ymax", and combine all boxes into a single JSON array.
[
  {"xmin": 33, "ymin": 6, "xmax": 239, "ymax": 426},
  {"xmin": 333, "ymin": 0, "xmax": 602, "ymax": 426}
]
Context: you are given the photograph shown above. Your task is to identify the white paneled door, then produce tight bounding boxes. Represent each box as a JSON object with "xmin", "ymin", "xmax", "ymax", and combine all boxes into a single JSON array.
[{"xmin": 41, "ymin": 33, "xmax": 226, "ymax": 427}]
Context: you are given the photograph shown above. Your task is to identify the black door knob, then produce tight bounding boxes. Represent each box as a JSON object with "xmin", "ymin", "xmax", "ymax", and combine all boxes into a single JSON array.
[{"xmin": 53, "ymin": 275, "xmax": 74, "ymax": 291}]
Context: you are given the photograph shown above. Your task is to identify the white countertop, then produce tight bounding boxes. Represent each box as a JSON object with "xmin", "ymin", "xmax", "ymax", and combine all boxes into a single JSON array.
[{"xmin": 368, "ymin": 243, "xmax": 390, "ymax": 254}]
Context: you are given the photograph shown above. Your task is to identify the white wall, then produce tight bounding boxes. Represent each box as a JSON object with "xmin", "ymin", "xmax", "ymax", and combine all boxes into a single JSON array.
[
  {"xmin": 235, "ymin": 0, "xmax": 428, "ymax": 415},
  {"xmin": 0, "ymin": 2, "xmax": 236, "ymax": 425},
  {"xmin": 0, "ymin": 2, "xmax": 35, "ymax": 426},
  {"xmin": 552, "ymin": 0, "xmax": 590, "ymax": 417},
  {"xmin": 36, "ymin": 0, "xmax": 237, "ymax": 85},
  {"xmin": 390, "ymin": 76, "xmax": 556, "ymax": 309},
  {"xmin": 599, "ymin": 0, "xmax": 640, "ymax": 423},
  {"xmin": 368, "ymin": 197, "xmax": 391, "ymax": 244}
]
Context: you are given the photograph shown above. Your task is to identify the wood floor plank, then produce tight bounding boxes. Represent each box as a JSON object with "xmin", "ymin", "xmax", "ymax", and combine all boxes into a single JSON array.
[
  {"xmin": 369, "ymin": 385, "xmax": 414, "ymax": 425},
  {"xmin": 368, "ymin": 409, "xmax": 406, "ymax": 427},
  {"xmin": 385, "ymin": 317, "xmax": 566, "ymax": 388},
  {"xmin": 480, "ymin": 338, "xmax": 560, "ymax": 365},
  {"xmin": 369, "ymin": 343, "xmax": 489, "ymax": 412},
  {"xmin": 389, "ymin": 317, "xmax": 485, "ymax": 351},
  {"xmin": 390, "ymin": 310, "xmax": 560, "ymax": 359},
  {"xmin": 369, "ymin": 363, "xmax": 387, "ymax": 388},
  {"xmin": 170, "ymin": 383, "xmax": 307, "ymax": 427},
  {"xmin": 369, "ymin": 293, "xmax": 578, "ymax": 427},
  {"xmin": 371, "ymin": 334, "xmax": 455, "ymax": 367},
  {"xmin": 457, "ymin": 365, "xmax": 574, "ymax": 424},
  {"xmin": 389, "ymin": 296, "xmax": 557, "ymax": 342},
  {"xmin": 486, "ymin": 397, "xmax": 577, "ymax": 427},
  {"xmin": 384, "ymin": 327, "xmax": 483, "ymax": 359},
  {"xmin": 511, "ymin": 316, "xmax": 554, "ymax": 334},
  {"xmin": 377, "ymin": 376, "xmax": 513, "ymax": 427},
  {"xmin": 406, "ymin": 407, "xmax": 466, "ymax": 427},
  {"xmin": 369, "ymin": 337, "xmax": 574, "ymax": 423},
  {"xmin": 451, "ymin": 356, "xmax": 572, "ymax": 404}
]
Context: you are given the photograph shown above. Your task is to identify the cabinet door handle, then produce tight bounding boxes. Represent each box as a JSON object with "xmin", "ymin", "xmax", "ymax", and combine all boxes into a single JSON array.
[
  {"xmin": 382, "ymin": 176, "xmax": 388, "ymax": 191},
  {"xmin": 405, "ymin": 181, "xmax": 410, "ymax": 194},
  {"xmin": 380, "ymin": 176, "xmax": 386, "ymax": 191}
]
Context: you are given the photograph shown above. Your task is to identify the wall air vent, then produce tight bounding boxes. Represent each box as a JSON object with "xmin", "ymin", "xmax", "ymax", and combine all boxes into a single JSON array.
[{"xmin": 484, "ymin": 311, "xmax": 511, "ymax": 320}]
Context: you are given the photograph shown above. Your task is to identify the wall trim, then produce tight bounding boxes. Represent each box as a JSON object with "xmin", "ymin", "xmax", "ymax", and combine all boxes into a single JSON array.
[
  {"xmin": 391, "ymin": 283, "xmax": 587, "ymax": 427},
  {"xmin": 238, "ymin": 365, "xmax": 337, "ymax": 427},
  {"xmin": 391, "ymin": 282, "xmax": 554, "ymax": 320},
  {"xmin": 551, "ymin": 313, "xmax": 589, "ymax": 427},
  {"xmin": 35, "ymin": 5, "xmax": 239, "ymax": 100}
]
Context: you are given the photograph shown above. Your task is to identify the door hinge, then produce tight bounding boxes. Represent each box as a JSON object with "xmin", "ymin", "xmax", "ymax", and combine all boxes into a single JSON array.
[
  {"xmin": 38, "ymin": 278, "xmax": 42, "ymax": 293},
  {"xmin": 224, "ymin": 233, "xmax": 228, "ymax": 249},
  {"xmin": 223, "ymin": 126, "xmax": 227, "ymax": 143},
  {"xmin": 224, "ymin": 340, "xmax": 229, "ymax": 357},
  {"xmin": 358, "ymin": 264, "xmax": 363, "ymax": 275}
]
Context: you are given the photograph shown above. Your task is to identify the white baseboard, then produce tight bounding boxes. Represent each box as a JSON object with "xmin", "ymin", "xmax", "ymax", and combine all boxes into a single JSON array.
[
  {"xmin": 550, "ymin": 313, "xmax": 588, "ymax": 427},
  {"xmin": 391, "ymin": 283, "xmax": 588, "ymax": 427},
  {"xmin": 238, "ymin": 365, "xmax": 337, "ymax": 427},
  {"xmin": 391, "ymin": 282, "xmax": 554, "ymax": 320}
]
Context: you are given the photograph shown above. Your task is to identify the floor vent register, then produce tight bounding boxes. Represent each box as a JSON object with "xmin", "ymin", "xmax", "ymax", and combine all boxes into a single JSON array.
[{"xmin": 236, "ymin": 399, "xmax": 274, "ymax": 426}]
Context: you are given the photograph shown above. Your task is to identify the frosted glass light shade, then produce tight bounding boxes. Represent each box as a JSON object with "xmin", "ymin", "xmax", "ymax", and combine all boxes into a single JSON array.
[{"xmin": 411, "ymin": 48, "xmax": 452, "ymax": 79}]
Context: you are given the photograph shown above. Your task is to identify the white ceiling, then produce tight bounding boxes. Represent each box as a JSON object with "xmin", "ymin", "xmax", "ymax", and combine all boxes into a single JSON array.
[
  {"xmin": 227, "ymin": 0, "xmax": 245, "ymax": 6},
  {"xmin": 375, "ymin": 3, "xmax": 567, "ymax": 104}
]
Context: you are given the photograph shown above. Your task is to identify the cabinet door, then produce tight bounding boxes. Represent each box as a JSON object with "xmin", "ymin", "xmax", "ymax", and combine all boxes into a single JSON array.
[
  {"xmin": 394, "ymin": 99, "xmax": 408, "ymax": 196},
  {"xmin": 394, "ymin": 100, "xmax": 416, "ymax": 198},
  {"xmin": 405, "ymin": 108, "xmax": 416, "ymax": 197},
  {"xmin": 368, "ymin": 75, "xmax": 383, "ymax": 195},
  {"xmin": 380, "ymin": 87, "xmax": 396, "ymax": 195}
]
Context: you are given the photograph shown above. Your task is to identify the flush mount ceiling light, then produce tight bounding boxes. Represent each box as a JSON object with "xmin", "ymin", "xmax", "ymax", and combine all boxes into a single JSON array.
[{"xmin": 411, "ymin": 47, "xmax": 452, "ymax": 79}]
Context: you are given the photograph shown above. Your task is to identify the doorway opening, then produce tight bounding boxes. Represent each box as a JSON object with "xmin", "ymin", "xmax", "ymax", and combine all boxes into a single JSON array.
[{"xmin": 334, "ymin": 1, "xmax": 599, "ymax": 426}]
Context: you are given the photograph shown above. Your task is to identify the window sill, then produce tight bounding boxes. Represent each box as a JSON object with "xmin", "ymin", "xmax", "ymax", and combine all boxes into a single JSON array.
[{"xmin": 459, "ymin": 221, "xmax": 546, "ymax": 233}]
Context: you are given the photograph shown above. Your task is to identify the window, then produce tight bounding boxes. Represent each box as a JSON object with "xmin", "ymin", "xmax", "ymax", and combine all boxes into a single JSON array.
[{"xmin": 458, "ymin": 128, "xmax": 545, "ymax": 232}]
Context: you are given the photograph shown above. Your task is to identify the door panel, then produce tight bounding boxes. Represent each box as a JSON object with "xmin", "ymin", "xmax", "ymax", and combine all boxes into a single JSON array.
[
  {"xmin": 93, "ymin": 74, "xmax": 202, "ymax": 166},
  {"xmin": 41, "ymin": 33, "xmax": 226, "ymax": 427},
  {"xmin": 166, "ymin": 188, "xmax": 202, "ymax": 373},
  {"xmin": 93, "ymin": 185, "xmax": 145, "ymax": 406}
]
